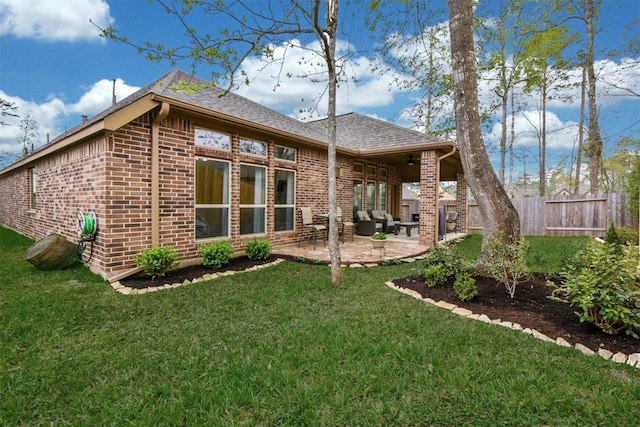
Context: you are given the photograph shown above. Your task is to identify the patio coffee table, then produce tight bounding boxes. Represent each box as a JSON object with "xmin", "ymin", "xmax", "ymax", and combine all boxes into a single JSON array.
[{"xmin": 398, "ymin": 222, "xmax": 419, "ymax": 237}]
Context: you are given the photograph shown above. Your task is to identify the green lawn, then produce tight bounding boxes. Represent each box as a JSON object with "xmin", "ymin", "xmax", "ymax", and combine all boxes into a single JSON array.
[{"xmin": 1, "ymin": 227, "xmax": 638, "ymax": 426}]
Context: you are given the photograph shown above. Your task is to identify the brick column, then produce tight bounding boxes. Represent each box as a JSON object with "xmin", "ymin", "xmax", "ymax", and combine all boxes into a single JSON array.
[
  {"xmin": 419, "ymin": 150, "xmax": 438, "ymax": 247},
  {"xmin": 456, "ymin": 173, "xmax": 468, "ymax": 233}
]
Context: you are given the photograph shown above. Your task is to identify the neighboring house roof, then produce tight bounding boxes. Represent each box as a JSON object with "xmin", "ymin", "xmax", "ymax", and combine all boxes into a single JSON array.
[{"xmin": 1, "ymin": 69, "xmax": 454, "ymax": 174}]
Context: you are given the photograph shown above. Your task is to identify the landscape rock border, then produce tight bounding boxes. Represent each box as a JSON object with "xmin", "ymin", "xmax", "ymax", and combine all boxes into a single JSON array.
[{"xmin": 385, "ymin": 280, "xmax": 640, "ymax": 369}]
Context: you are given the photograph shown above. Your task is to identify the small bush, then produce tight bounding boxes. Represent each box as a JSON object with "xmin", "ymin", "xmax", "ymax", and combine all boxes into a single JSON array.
[
  {"xmin": 454, "ymin": 273, "xmax": 478, "ymax": 301},
  {"xmin": 548, "ymin": 241, "xmax": 640, "ymax": 338},
  {"xmin": 423, "ymin": 265, "xmax": 447, "ymax": 287},
  {"xmin": 478, "ymin": 232, "xmax": 530, "ymax": 298},
  {"xmin": 616, "ymin": 227, "xmax": 639, "ymax": 246},
  {"xmin": 245, "ymin": 238, "xmax": 272, "ymax": 261},
  {"xmin": 133, "ymin": 246, "xmax": 179, "ymax": 279},
  {"xmin": 422, "ymin": 244, "xmax": 468, "ymax": 280},
  {"xmin": 198, "ymin": 241, "xmax": 235, "ymax": 269}
]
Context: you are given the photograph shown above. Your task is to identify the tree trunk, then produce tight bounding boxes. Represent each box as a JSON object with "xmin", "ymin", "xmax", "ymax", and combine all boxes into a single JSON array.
[
  {"xmin": 539, "ymin": 78, "xmax": 547, "ymax": 196},
  {"xmin": 315, "ymin": 0, "xmax": 342, "ymax": 286},
  {"xmin": 447, "ymin": 0, "xmax": 520, "ymax": 244},
  {"xmin": 574, "ymin": 64, "xmax": 586, "ymax": 194},
  {"xmin": 586, "ymin": 0, "xmax": 602, "ymax": 194}
]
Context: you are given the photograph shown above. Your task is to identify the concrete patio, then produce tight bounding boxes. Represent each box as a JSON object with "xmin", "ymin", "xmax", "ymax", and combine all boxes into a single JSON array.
[{"xmin": 272, "ymin": 232, "xmax": 466, "ymax": 265}]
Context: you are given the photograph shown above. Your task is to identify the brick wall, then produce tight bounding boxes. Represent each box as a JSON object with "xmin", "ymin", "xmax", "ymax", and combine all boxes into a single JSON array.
[{"xmin": 0, "ymin": 110, "xmax": 403, "ymax": 280}]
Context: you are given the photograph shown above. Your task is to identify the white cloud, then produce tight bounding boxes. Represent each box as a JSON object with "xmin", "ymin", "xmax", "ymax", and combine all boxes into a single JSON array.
[
  {"xmin": 230, "ymin": 38, "xmax": 407, "ymax": 120},
  {"xmin": 0, "ymin": 78, "xmax": 139, "ymax": 161},
  {"xmin": 0, "ymin": 0, "xmax": 113, "ymax": 41}
]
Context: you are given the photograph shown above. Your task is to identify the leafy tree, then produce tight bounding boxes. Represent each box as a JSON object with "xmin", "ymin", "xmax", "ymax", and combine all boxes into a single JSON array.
[
  {"xmin": 447, "ymin": 0, "xmax": 520, "ymax": 244},
  {"xmin": 99, "ymin": 0, "xmax": 345, "ymax": 286},
  {"xmin": 477, "ymin": 0, "xmax": 529, "ymax": 185},
  {"xmin": 521, "ymin": 24, "xmax": 577, "ymax": 196},
  {"xmin": 371, "ymin": 1, "xmax": 454, "ymax": 135}
]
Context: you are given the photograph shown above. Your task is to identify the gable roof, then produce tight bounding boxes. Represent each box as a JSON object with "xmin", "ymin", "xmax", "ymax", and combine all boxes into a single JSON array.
[{"xmin": 1, "ymin": 69, "xmax": 454, "ymax": 174}]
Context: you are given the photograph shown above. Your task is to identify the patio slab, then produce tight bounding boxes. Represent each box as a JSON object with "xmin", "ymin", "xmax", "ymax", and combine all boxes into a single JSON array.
[{"xmin": 272, "ymin": 235, "xmax": 430, "ymax": 264}]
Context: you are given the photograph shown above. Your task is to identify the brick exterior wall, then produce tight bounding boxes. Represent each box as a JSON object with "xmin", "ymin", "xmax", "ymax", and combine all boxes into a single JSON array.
[
  {"xmin": 456, "ymin": 173, "xmax": 468, "ymax": 233},
  {"xmin": 419, "ymin": 150, "xmax": 438, "ymax": 247},
  {"xmin": 0, "ymin": 110, "xmax": 403, "ymax": 280}
]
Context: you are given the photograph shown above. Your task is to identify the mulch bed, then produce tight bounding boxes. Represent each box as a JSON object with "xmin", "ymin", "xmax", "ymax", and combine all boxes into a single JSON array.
[
  {"xmin": 120, "ymin": 256, "xmax": 282, "ymax": 290},
  {"xmin": 392, "ymin": 274, "xmax": 639, "ymax": 356}
]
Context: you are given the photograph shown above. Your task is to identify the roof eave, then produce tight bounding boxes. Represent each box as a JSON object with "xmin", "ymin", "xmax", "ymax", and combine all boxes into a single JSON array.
[
  {"xmin": 0, "ymin": 96, "xmax": 161, "ymax": 176},
  {"xmin": 151, "ymin": 94, "xmax": 360, "ymax": 156}
]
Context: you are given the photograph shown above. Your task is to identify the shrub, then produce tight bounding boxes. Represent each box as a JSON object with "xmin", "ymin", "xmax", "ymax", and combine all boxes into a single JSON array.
[
  {"xmin": 478, "ymin": 232, "xmax": 530, "ymax": 298},
  {"xmin": 616, "ymin": 227, "xmax": 639, "ymax": 246},
  {"xmin": 604, "ymin": 219, "xmax": 622, "ymax": 246},
  {"xmin": 422, "ymin": 244, "xmax": 467, "ymax": 281},
  {"xmin": 423, "ymin": 265, "xmax": 447, "ymax": 287},
  {"xmin": 371, "ymin": 232, "xmax": 387, "ymax": 240},
  {"xmin": 133, "ymin": 246, "xmax": 179, "ymax": 279},
  {"xmin": 198, "ymin": 241, "xmax": 235, "ymax": 269},
  {"xmin": 245, "ymin": 238, "xmax": 272, "ymax": 261},
  {"xmin": 548, "ymin": 241, "xmax": 640, "ymax": 338},
  {"xmin": 454, "ymin": 273, "xmax": 478, "ymax": 301}
]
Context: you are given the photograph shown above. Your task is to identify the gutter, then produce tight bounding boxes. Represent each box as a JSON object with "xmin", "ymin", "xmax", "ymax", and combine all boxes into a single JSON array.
[
  {"xmin": 434, "ymin": 145, "xmax": 458, "ymax": 243},
  {"xmin": 151, "ymin": 102, "xmax": 171, "ymax": 246}
]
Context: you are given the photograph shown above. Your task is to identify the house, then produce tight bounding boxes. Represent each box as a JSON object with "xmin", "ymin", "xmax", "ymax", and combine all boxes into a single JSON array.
[{"xmin": 0, "ymin": 70, "xmax": 466, "ymax": 281}]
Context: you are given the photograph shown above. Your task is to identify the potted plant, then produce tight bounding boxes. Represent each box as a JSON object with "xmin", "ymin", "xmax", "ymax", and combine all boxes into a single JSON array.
[
  {"xmin": 446, "ymin": 219, "xmax": 456, "ymax": 232},
  {"xmin": 370, "ymin": 231, "xmax": 387, "ymax": 249}
]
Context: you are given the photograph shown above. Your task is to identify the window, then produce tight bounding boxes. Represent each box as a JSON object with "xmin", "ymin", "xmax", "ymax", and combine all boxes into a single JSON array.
[
  {"xmin": 378, "ymin": 182, "xmax": 387, "ymax": 211},
  {"xmin": 28, "ymin": 168, "xmax": 36, "ymax": 210},
  {"xmin": 366, "ymin": 182, "xmax": 376, "ymax": 212},
  {"xmin": 379, "ymin": 168, "xmax": 388, "ymax": 179},
  {"xmin": 240, "ymin": 138, "xmax": 267, "ymax": 157},
  {"xmin": 195, "ymin": 128, "xmax": 230, "ymax": 151},
  {"xmin": 275, "ymin": 145, "xmax": 296, "ymax": 162},
  {"xmin": 195, "ymin": 159, "xmax": 230, "ymax": 239},
  {"xmin": 353, "ymin": 180, "xmax": 363, "ymax": 218},
  {"xmin": 274, "ymin": 169, "xmax": 296, "ymax": 231},
  {"xmin": 240, "ymin": 164, "xmax": 266, "ymax": 235},
  {"xmin": 366, "ymin": 165, "xmax": 377, "ymax": 176},
  {"xmin": 353, "ymin": 163, "xmax": 364, "ymax": 174}
]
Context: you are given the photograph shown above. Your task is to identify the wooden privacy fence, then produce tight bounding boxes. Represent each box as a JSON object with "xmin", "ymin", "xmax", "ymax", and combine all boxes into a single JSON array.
[{"xmin": 467, "ymin": 193, "xmax": 634, "ymax": 237}]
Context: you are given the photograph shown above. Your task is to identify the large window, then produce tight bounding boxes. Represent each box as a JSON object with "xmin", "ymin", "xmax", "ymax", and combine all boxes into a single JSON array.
[
  {"xmin": 195, "ymin": 159, "xmax": 230, "ymax": 239},
  {"xmin": 353, "ymin": 180, "xmax": 363, "ymax": 217},
  {"xmin": 366, "ymin": 182, "xmax": 376, "ymax": 212},
  {"xmin": 274, "ymin": 169, "xmax": 295, "ymax": 232},
  {"xmin": 378, "ymin": 182, "xmax": 387, "ymax": 211},
  {"xmin": 240, "ymin": 164, "xmax": 266, "ymax": 235}
]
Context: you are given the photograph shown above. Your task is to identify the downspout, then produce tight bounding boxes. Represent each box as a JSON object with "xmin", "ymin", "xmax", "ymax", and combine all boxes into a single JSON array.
[
  {"xmin": 151, "ymin": 102, "xmax": 171, "ymax": 246},
  {"xmin": 435, "ymin": 146, "xmax": 457, "ymax": 243}
]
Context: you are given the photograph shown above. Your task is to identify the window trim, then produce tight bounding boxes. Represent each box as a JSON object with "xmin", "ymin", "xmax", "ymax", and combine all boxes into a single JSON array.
[
  {"xmin": 274, "ymin": 168, "xmax": 296, "ymax": 232},
  {"xmin": 274, "ymin": 145, "xmax": 297, "ymax": 162},
  {"xmin": 194, "ymin": 157, "xmax": 231, "ymax": 241},
  {"xmin": 239, "ymin": 137, "xmax": 267, "ymax": 157},
  {"xmin": 239, "ymin": 163, "xmax": 267, "ymax": 236},
  {"xmin": 194, "ymin": 127, "xmax": 231, "ymax": 152},
  {"xmin": 28, "ymin": 168, "xmax": 36, "ymax": 211}
]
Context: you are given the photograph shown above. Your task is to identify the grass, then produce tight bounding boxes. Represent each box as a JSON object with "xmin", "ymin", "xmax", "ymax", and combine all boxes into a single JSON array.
[
  {"xmin": 1, "ymin": 227, "xmax": 639, "ymax": 426},
  {"xmin": 454, "ymin": 234, "xmax": 591, "ymax": 272}
]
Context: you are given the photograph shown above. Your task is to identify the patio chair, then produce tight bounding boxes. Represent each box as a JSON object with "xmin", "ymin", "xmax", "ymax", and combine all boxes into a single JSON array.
[
  {"xmin": 299, "ymin": 207, "xmax": 326, "ymax": 249},
  {"xmin": 445, "ymin": 211, "xmax": 458, "ymax": 232},
  {"xmin": 356, "ymin": 210, "xmax": 382, "ymax": 236},
  {"xmin": 336, "ymin": 207, "xmax": 354, "ymax": 242},
  {"xmin": 382, "ymin": 213, "xmax": 401, "ymax": 234}
]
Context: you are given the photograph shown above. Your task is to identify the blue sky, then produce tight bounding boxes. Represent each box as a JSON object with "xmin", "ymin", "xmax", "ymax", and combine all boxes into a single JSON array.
[{"xmin": 1, "ymin": 0, "xmax": 639, "ymax": 180}]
